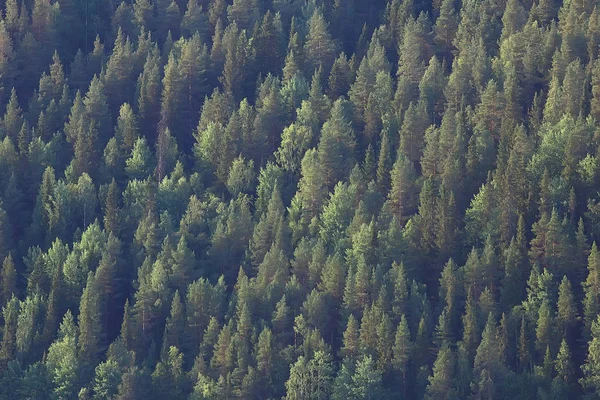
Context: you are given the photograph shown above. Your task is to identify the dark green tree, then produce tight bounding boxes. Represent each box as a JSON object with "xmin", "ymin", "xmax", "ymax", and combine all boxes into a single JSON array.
[{"xmin": 304, "ymin": 9, "xmax": 337, "ymax": 75}]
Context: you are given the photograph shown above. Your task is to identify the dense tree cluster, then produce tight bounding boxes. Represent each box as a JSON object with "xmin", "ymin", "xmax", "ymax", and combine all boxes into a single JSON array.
[{"xmin": 4, "ymin": 0, "xmax": 600, "ymax": 398}]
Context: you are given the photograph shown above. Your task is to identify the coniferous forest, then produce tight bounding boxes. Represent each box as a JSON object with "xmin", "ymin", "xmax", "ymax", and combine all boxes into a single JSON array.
[{"xmin": 6, "ymin": 0, "xmax": 600, "ymax": 398}]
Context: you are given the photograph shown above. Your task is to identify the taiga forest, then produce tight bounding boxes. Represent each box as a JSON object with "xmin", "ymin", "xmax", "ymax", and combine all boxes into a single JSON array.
[{"xmin": 3, "ymin": 0, "xmax": 600, "ymax": 398}]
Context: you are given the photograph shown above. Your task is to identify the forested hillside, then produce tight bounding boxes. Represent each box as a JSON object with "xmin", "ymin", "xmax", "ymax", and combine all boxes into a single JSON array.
[{"xmin": 2, "ymin": 0, "xmax": 600, "ymax": 398}]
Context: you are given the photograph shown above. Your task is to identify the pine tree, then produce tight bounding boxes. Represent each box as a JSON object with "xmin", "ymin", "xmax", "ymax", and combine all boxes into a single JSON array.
[
  {"xmin": 45, "ymin": 311, "xmax": 80, "ymax": 400},
  {"xmin": 0, "ymin": 254, "xmax": 17, "ymax": 308},
  {"xmin": 501, "ymin": 0, "xmax": 527, "ymax": 40},
  {"xmin": 317, "ymin": 98, "xmax": 355, "ymax": 187},
  {"xmin": 399, "ymin": 101, "xmax": 429, "ymax": 165},
  {"xmin": 307, "ymin": 67, "xmax": 331, "ymax": 128},
  {"xmin": 340, "ymin": 313, "xmax": 359, "ymax": 361},
  {"xmin": 152, "ymin": 346, "xmax": 185, "ymax": 400},
  {"xmin": 348, "ymin": 355, "xmax": 385, "ymax": 399},
  {"xmin": 554, "ymin": 338, "xmax": 573, "ymax": 395},
  {"xmin": 283, "ymin": 48, "xmax": 303, "ymax": 83},
  {"xmin": 0, "ymin": 21, "xmax": 15, "ymax": 99},
  {"xmin": 349, "ymin": 56, "xmax": 375, "ymax": 129},
  {"xmin": 4, "ymin": 0, "xmax": 19, "ymax": 37},
  {"xmin": 376, "ymin": 312, "xmax": 394, "ymax": 372},
  {"xmin": 31, "ymin": 0, "xmax": 55, "ymax": 47},
  {"xmin": 227, "ymin": 0, "xmax": 258, "ymax": 31},
  {"xmin": 125, "ymin": 137, "xmax": 154, "ymax": 180},
  {"xmin": 155, "ymin": 127, "xmax": 178, "ymax": 182},
  {"xmin": 256, "ymin": 325, "xmax": 275, "ymax": 377},
  {"xmin": 585, "ymin": 242, "xmax": 600, "ymax": 340},
  {"xmin": 462, "ymin": 288, "xmax": 479, "ymax": 359},
  {"xmin": 386, "ymin": 152, "xmax": 418, "ymax": 224},
  {"xmin": 434, "ymin": 0, "xmax": 458, "ymax": 60},
  {"xmin": 574, "ymin": 217, "xmax": 589, "ymax": 282},
  {"xmin": 134, "ymin": 0, "xmax": 154, "ymax": 32},
  {"xmin": 115, "ymin": 367, "xmax": 152, "ymax": 400},
  {"xmin": 137, "ymin": 48, "xmax": 162, "ymax": 137},
  {"xmin": 156, "ymin": 0, "xmax": 181, "ymax": 43},
  {"xmin": 3, "ymin": 88, "xmax": 22, "ymax": 141},
  {"xmin": 179, "ymin": 33, "xmax": 210, "ymax": 140},
  {"xmin": 543, "ymin": 74, "xmax": 563, "ymax": 125},
  {"xmin": 276, "ymin": 123, "xmax": 313, "ymax": 174},
  {"xmin": 376, "ymin": 127, "xmax": 393, "ymax": 193},
  {"xmin": 562, "ymin": 59, "xmax": 585, "ymax": 118},
  {"xmin": 285, "ymin": 351, "xmax": 333, "ymax": 400},
  {"xmin": 104, "ymin": 29, "xmax": 135, "ymax": 116},
  {"xmin": 83, "ymin": 75, "xmax": 110, "ymax": 142},
  {"xmin": 78, "ymin": 272, "xmax": 103, "ymax": 366},
  {"xmin": 116, "ymin": 103, "xmax": 140, "ymax": 157},
  {"xmin": 304, "ymin": 9, "xmax": 337, "ymax": 75},
  {"xmin": 419, "ymin": 56, "xmax": 447, "ymax": 124},
  {"xmin": 112, "ymin": 2, "xmax": 136, "ymax": 40},
  {"xmin": 159, "ymin": 51, "xmax": 184, "ymax": 140},
  {"xmin": 396, "ymin": 14, "xmax": 433, "ymax": 108},
  {"xmin": 474, "ymin": 313, "xmax": 506, "ymax": 383},
  {"xmin": 536, "ymin": 299, "xmax": 553, "ymax": 356},
  {"xmin": 418, "ymin": 178, "xmax": 437, "ymax": 255},
  {"xmin": 425, "ymin": 343, "xmax": 457, "ymax": 400},
  {"xmin": 0, "ymin": 296, "xmax": 18, "ymax": 372},
  {"xmin": 517, "ymin": 316, "xmax": 531, "ymax": 373},
  {"xmin": 250, "ymin": 184, "xmax": 287, "ymax": 265},
  {"xmin": 71, "ymin": 120, "xmax": 100, "ymax": 180},
  {"xmin": 163, "ymin": 291, "xmax": 185, "ymax": 353},
  {"xmin": 328, "ymin": 53, "xmax": 352, "ymax": 99},
  {"xmin": 64, "ymin": 89, "xmax": 85, "ymax": 144},
  {"xmin": 391, "ymin": 315, "xmax": 411, "ymax": 389},
  {"xmin": 17, "ymin": 285, "xmax": 48, "ymax": 375},
  {"xmin": 254, "ymin": 11, "xmax": 285, "ymax": 76},
  {"xmin": 103, "ymin": 179, "xmax": 120, "ymax": 237},
  {"xmin": 220, "ymin": 26, "xmax": 253, "ymax": 100},
  {"xmin": 435, "ymin": 187, "xmax": 459, "ymax": 262},
  {"xmin": 181, "ymin": 0, "xmax": 209, "ymax": 39},
  {"xmin": 252, "ymin": 78, "xmax": 284, "ymax": 157},
  {"xmin": 556, "ymin": 276, "xmax": 577, "ymax": 339},
  {"xmin": 591, "ymin": 58, "xmax": 600, "ymax": 121},
  {"xmin": 364, "ymin": 71, "xmax": 393, "ymax": 142},
  {"xmin": 92, "ymin": 359, "xmax": 122, "ymax": 400},
  {"xmin": 582, "ymin": 315, "xmax": 600, "ymax": 396}
]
